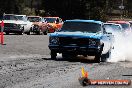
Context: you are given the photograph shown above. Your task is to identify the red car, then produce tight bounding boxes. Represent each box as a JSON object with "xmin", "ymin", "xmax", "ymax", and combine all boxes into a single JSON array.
[{"xmin": 43, "ymin": 17, "xmax": 63, "ymax": 33}]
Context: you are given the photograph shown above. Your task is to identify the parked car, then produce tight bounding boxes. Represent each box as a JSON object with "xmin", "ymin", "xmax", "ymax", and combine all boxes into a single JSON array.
[
  {"xmin": 107, "ymin": 21, "xmax": 131, "ymax": 34},
  {"xmin": 1, "ymin": 14, "xmax": 25, "ymax": 35},
  {"xmin": 15, "ymin": 15, "xmax": 33, "ymax": 35},
  {"xmin": 48, "ymin": 20, "xmax": 114, "ymax": 62},
  {"xmin": 27, "ymin": 16, "xmax": 48, "ymax": 35},
  {"xmin": 104, "ymin": 23, "xmax": 123, "ymax": 35},
  {"xmin": 43, "ymin": 17, "xmax": 63, "ymax": 33}
]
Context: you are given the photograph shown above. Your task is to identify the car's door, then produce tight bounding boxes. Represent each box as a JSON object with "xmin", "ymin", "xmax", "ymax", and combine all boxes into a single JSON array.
[{"xmin": 101, "ymin": 27, "xmax": 113, "ymax": 54}]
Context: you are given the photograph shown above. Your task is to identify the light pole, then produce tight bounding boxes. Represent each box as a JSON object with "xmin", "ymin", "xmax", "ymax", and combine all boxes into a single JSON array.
[{"xmin": 119, "ymin": 0, "xmax": 125, "ymax": 19}]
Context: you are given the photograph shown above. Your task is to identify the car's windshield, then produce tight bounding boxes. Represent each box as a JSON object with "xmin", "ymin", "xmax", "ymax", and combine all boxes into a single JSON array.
[
  {"xmin": 15, "ymin": 16, "xmax": 23, "ymax": 20},
  {"xmin": 28, "ymin": 17, "xmax": 40, "ymax": 22},
  {"xmin": 3, "ymin": 15, "xmax": 18, "ymax": 20},
  {"xmin": 60, "ymin": 22, "xmax": 101, "ymax": 33},
  {"xmin": 16, "ymin": 16, "xmax": 28, "ymax": 21},
  {"xmin": 104, "ymin": 24, "xmax": 122, "ymax": 32},
  {"xmin": 44, "ymin": 18, "xmax": 56, "ymax": 23},
  {"xmin": 119, "ymin": 23, "xmax": 130, "ymax": 30}
]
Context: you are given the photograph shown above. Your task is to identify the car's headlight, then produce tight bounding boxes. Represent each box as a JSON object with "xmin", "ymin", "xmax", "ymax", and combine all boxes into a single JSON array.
[
  {"xmin": 49, "ymin": 37, "xmax": 59, "ymax": 44},
  {"xmin": 18, "ymin": 24, "xmax": 24, "ymax": 29},
  {"xmin": 14, "ymin": 24, "xmax": 22, "ymax": 28},
  {"xmin": 13, "ymin": 24, "xmax": 18, "ymax": 27},
  {"xmin": 89, "ymin": 39, "xmax": 99, "ymax": 46}
]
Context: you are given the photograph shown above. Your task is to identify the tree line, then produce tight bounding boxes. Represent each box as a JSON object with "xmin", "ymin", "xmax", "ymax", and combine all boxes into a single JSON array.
[{"xmin": 0, "ymin": 0, "xmax": 131, "ymax": 21}]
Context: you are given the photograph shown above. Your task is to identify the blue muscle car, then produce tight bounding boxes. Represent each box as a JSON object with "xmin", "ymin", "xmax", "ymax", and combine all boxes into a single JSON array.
[{"xmin": 48, "ymin": 20, "xmax": 114, "ymax": 62}]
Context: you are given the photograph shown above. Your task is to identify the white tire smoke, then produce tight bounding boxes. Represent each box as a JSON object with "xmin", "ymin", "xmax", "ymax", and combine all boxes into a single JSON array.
[{"xmin": 107, "ymin": 32, "xmax": 132, "ymax": 62}]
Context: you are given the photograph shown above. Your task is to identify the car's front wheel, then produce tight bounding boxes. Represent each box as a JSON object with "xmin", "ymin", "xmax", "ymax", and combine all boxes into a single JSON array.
[
  {"xmin": 62, "ymin": 53, "xmax": 68, "ymax": 59},
  {"xmin": 27, "ymin": 29, "xmax": 31, "ymax": 35},
  {"xmin": 19, "ymin": 31, "xmax": 24, "ymax": 35},
  {"xmin": 19, "ymin": 27, "xmax": 24, "ymax": 35},
  {"xmin": 51, "ymin": 51, "xmax": 57, "ymax": 60},
  {"xmin": 95, "ymin": 53, "xmax": 101, "ymax": 63},
  {"xmin": 43, "ymin": 30, "xmax": 47, "ymax": 35},
  {"xmin": 101, "ymin": 50, "xmax": 111, "ymax": 62}
]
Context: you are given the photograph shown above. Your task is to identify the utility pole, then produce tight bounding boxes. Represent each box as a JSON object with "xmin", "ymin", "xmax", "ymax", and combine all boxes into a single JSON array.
[{"xmin": 119, "ymin": 0, "xmax": 124, "ymax": 19}]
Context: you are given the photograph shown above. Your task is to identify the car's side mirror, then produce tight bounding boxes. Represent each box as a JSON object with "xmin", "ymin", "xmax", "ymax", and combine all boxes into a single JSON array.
[{"xmin": 103, "ymin": 28, "xmax": 107, "ymax": 34}]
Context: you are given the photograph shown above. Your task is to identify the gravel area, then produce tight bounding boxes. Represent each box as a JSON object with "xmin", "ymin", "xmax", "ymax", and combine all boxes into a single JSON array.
[{"xmin": 0, "ymin": 34, "xmax": 131, "ymax": 88}]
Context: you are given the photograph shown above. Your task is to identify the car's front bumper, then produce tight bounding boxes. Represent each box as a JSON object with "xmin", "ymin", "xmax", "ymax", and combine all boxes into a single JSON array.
[
  {"xmin": 4, "ymin": 27, "xmax": 23, "ymax": 33},
  {"xmin": 49, "ymin": 45, "xmax": 102, "ymax": 55}
]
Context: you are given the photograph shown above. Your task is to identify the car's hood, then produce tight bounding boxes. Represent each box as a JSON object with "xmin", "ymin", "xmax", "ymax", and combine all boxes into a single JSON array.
[
  {"xmin": 50, "ymin": 31, "xmax": 103, "ymax": 39},
  {"xmin": 48, "ymin": 23, "xmax": 56, "ymax": 26},
  {"xmin": 48, "ymin": 23, "xmax": 55, "ymax": 25},
  {"xmin": 0, "ymin": 20, "xmax": 26, "ymax": 25},
  {"xmin": 0, "ymin": 20, "xmax": 17, "ymax": 24},
  {"xmin": 16, "ymin": 20, "xmax": 26, "ymax": 25}
]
